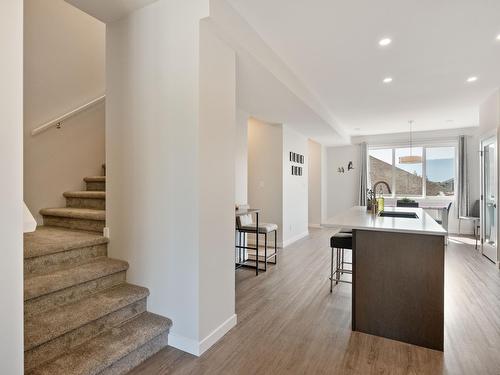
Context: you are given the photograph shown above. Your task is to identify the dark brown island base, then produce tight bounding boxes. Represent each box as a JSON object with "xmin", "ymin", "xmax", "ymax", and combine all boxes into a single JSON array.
[{"xmin": 325, "ymin": 206, "xmax": 447, "ymax": 351}]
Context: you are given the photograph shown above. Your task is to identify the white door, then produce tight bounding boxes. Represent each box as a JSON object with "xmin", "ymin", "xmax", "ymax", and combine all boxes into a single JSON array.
[{"xmin": 481, "ymin": 136, "xmax": 497, "ymax": 263}]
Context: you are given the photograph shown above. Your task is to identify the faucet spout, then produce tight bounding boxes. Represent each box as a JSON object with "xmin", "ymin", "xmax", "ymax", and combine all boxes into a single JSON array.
[{"xmin": 373, "ymin": 181, "xmax": 392, "ymax": 195}]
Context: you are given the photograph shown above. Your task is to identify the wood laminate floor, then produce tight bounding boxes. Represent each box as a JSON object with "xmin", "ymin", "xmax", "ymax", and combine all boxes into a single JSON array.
[{"xmin": 128, "ymin": 228, "xmax": 500, "ymax": 375}]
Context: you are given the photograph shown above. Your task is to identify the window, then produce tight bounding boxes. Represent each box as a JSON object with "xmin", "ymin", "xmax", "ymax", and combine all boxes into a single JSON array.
[
  {"xmin": 369, "ymin": 148, "xmax": 393, "ymax": 195},
  {"xmin": 395, "ymin": 147, "xmax": 423, "ymax": 196},
  {"xmin": 368, "ymin": 145, "xmax": 455, "ymax": 198},
  {"xmin": 425, "ymin": 147, "xmax": 455, "ymax": 196}
]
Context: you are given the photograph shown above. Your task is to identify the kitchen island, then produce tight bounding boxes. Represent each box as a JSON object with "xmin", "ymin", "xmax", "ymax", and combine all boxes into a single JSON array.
[{"xmin": 324, "ymin": 206, "xmax": 447, "ymax": 351}]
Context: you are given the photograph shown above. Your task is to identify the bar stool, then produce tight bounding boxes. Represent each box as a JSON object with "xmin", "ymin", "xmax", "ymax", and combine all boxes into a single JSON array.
[
  {"xmin": 235, "ymin": 208, "xmax": 278, "ymax": 272},
  {"xmin": 330, "ymin": 231, "xmax": 353, "ymax": 292}
]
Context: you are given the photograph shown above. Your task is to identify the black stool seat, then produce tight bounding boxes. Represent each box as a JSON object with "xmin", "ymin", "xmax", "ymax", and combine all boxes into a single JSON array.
[
  {"xmin": 339, "ymin": 229, "xmax": 352, "ymax": 234},
  {"xmin": 330, "ymin": 233, "xmax": 353, "ymax": 249}
]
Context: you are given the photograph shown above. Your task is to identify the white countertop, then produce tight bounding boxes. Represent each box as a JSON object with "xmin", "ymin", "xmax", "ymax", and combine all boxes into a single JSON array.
[{"xmin": 323, "ymin": 206, "xmax": 447, "ymax": 236}]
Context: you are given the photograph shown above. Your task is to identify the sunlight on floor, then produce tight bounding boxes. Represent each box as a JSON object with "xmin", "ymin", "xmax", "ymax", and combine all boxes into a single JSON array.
[{"xmin": 448, "ymin": 235, "xmax": 477, "ymax": 246}]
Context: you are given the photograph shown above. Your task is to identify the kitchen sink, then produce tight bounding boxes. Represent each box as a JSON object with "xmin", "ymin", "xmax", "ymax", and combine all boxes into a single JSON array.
[{"xmin": 378, "ymin": 211, "xmax": 418, "ymax": 219}]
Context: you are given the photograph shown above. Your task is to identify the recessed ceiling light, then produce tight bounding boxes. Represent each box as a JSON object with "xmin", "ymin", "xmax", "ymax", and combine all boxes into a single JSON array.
[
  {"xmin": 466, "ymin": 76, "xmax": 478, "ymax": 83},
  {"xmin": 383, "ymin": 77, "xmax": 393, "ymax": 83},
  {"xmin": 379, "ymin": 38, "xmax": 392, "ymax": 46},
  {"xmin": 496, "ymin": 34, "xmax": 500, "ymax": 41}
]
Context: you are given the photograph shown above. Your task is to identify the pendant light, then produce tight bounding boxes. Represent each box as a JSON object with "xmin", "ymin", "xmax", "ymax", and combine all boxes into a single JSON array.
[{"xmin": 399, "ymin": 120, "xmax": 422, "ymax": 164}]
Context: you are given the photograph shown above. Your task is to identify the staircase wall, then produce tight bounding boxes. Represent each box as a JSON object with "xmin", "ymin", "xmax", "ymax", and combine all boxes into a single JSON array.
[
  {"xmin": 24, "ymin": 0, "xmax": 105, "ymax": 223},
  {"xmin": 0, "ymin": 1, "xmax": 24, "ymax": 373}
]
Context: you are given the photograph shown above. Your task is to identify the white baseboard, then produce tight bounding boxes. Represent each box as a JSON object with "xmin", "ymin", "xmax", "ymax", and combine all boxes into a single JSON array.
[
  {"xmin": 168, "ymin": 314, "xmax": 237, "ymax": 357},
  {"xmin": 282, "ymin": 230, "xmax": 309, "ymax": 248},
  {"xmin": 199, "ymin": 314, "xmax": 237, "ymax": 356}
]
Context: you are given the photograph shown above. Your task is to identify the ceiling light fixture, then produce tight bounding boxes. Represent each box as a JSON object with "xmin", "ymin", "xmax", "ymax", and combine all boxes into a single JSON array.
[
  {"xmin": 383, "ymin": 77, "xmax": 393, "ymax": 83},
  {"xmin": 399, "ymin": 121, "xmax": 422, "ymax": 164},
  {"xmin": 467, "ymin": 76, "xmax": 478, "ymax": 83},
  {"xmin": 497, "ymin": 34, "xmax": 500, "ymax": 41},
  {"xmin": 379, "ymin": 38, "xmax": 392, "ymax": 46}
]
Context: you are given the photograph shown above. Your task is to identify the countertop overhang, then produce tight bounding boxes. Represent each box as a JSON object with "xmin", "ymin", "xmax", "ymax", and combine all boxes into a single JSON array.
[{"xmin": 323, "ymin": 206, "xmax": 447, "ymax": 236}]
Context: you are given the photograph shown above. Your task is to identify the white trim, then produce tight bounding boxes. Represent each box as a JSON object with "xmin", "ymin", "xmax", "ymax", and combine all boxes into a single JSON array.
[
  {"xmin": 168, "ymin": 314, "xmax": 237, "ymax": 357},
  {"xmin": 199, "ymin": 314, "xmax": 237, "ymax": 356},
  {"xmin": 31, "ymin": 95, "xmax": 105, "ymax": 136},
  {"xmin": 282, "ymin": 230, "xmax": 309, "ymax": 248}
]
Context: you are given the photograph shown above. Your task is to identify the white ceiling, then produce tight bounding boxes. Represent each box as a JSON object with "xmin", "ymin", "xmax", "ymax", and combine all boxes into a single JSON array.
[
  {"xmin": 65, "ymin": 0, "xmax": 159, "ymax": 23},
  {"xmin": 227, "ymin": 0, "xmax": 500, "ymax": 136},
  {"xmin": 236, "ymin": 53, "xmax": 342, "ymax": 145}
]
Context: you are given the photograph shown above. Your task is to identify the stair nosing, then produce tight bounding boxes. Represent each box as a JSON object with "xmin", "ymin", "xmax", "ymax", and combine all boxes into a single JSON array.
[
  {"xmin": 24, "ymin": 257, "xmax": 129, "ymax": 301},
  {"xmin": 25, "ymin": 283, "xmax": 149, "ymax": 351},
  {"xmin": 28, "ymin": 312, "xmax": 172, "ymax": 375},
  {"xmin": 63, "ymin": 191, "xmax": 106, "ymax": 199},
  {"xmin": 39, "ymin": 207, "xmax": 105, "ymax": 221},
  {"xmin": 24, "ymin": 227, "xmax": 108, "ymax": 259},
  {"xmin": 84, "ymin": 176, "xmax": 106, "ymax": 182}
]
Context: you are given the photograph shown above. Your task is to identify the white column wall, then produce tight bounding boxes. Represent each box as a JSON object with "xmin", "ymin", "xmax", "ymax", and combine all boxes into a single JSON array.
[
  {"xmin": 106, "ymin": 0, "xmax": 216, "ymax": 355},
  {"xmin": 198, "ymin": 20, "xmax": 236, "ymax": 349},
  {"xmin": 0, "ymin": 1, "xmax": 24, "ymax": 373}
]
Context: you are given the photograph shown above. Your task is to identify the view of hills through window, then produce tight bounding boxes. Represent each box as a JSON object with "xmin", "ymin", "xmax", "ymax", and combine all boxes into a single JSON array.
[{"xmin": 369, "ymin": 146, "xmax": 455, "ymax": 197}]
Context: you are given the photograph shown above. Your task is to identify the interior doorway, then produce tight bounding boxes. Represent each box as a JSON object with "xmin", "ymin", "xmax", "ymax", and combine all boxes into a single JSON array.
[{"xmin": 480, "ymin": 135, "xmax": 497, "ymax": 263}]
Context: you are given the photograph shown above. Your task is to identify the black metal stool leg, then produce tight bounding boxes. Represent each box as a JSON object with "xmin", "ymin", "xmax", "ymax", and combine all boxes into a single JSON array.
[
  {"xmin": 330, "ymin": 246, "xmax": 334, "ymax": 292},
  {"xmin": 239, "ymin": 232, "xmax": 243, "ymax": 263},
  {"xmin": 335, "ymin": 248, "xmax": 340, "ymax": 285},
  {"xmin": 341, "ymin": 248, "xmax": 344, "ymax": 274},
  {"xmin": 264, "ymin": 232, "xmax": 268, "ymax": 271},
  {"xmin": 274, "ymin": 230, "xmax": 278, "ymax": 264}
]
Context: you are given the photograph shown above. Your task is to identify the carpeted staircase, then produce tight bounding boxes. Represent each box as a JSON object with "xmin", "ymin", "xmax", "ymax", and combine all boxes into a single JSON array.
[{"xmin": 24, "ymin": 171, "xmax": 172, "ymax": 375}]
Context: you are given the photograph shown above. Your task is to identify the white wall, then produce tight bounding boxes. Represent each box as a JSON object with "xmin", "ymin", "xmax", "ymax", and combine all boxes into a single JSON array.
[
  {"xmin": 247, "ymin": 120, "xmax": 309, "ymax": 246},
  {"xmin": 0, "ymin": 1, "xmax": 24, "ymax": 373},
  {"xmin": 308, "ymin": 139, "xmax": 322, "ymax": 226},
  {"xmin": 326, "ymin": 145, "xmax": 361, "ymax": 218},
  {"xmin": 106, "ymin": 0, "xmax": 236, "ymax": 356},
  {"xmin": 247, "ymin": 118, "xmax": 283, "ymax": 244},
  {"xmin": 478, "ymin": 90, "xmax": 499, "ymax": 136},
  {"xmin": 24, "ymin": 0, "xmax": 105, "ymax": 223},
  {"xmin": 321, "ymin": 144, "xmax": 328, "ymax": 223},
  {"xmin": 235, "ymin": 109, "xmax": 249, "ymax": 205},
  {"xmin": 198, "ymin": 19, "xmax": 236, "ymax": 345},
  {"xmin": 282, "ymin": 126, "xmax": 309, "ymax": 245}
]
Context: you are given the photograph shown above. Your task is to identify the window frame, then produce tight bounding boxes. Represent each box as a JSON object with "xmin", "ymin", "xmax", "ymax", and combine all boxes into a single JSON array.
[{"xmin": 368, "ymin": 141, "xmax": 457, "ymax": 199}]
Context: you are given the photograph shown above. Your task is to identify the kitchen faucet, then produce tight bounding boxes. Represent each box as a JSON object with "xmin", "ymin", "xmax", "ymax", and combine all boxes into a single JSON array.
[{"xmin": 373, "ymin": 181, "xmax": 392, "ymax": 195}]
